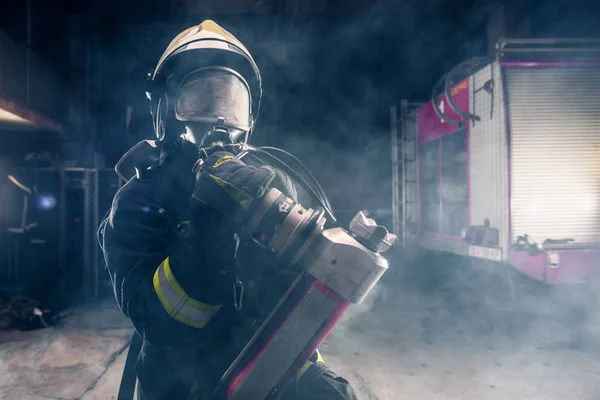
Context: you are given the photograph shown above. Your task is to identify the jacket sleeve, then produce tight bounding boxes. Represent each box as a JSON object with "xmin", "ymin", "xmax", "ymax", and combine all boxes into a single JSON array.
[{"xmin": 99, "ymin": 145, "xmax": 232, "ymax": 349}]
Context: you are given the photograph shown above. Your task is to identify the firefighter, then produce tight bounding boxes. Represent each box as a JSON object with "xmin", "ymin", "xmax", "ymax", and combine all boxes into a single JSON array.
[{"xmin": 99, "ymin": 20, "xmax": 357, "ymax": 400}]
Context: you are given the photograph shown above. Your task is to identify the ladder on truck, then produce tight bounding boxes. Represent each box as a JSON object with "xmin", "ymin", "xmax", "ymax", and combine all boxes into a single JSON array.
[{"xmin": 391, "ymin": 100, "xmax": 419, "ymax": 248}]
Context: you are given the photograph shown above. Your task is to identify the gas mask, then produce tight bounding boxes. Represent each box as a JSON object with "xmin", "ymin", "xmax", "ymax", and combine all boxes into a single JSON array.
[{"xmin": 174, "ymin": 67, "xmax": 253, "ymax": 147}]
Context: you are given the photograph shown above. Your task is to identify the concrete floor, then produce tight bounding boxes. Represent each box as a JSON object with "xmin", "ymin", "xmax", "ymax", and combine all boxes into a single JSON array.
[
  {"xmin": 0, "ymin": 302, "xmax": 133, "ymax": 400},
  {"xmin": 1, "ymin": 270, "xmax": 600, "ymax": 400}
]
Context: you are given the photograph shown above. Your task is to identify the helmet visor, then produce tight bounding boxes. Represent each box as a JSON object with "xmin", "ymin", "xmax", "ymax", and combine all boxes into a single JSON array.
[{"xmin": 175, "ymin": 68, "xmax": 252, "ymax": 131}]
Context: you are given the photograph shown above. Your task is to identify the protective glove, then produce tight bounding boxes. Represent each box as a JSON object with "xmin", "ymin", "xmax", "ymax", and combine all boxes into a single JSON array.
[
  {"xmin": 152, "ymin": 144, "xmax": 275, "ymax": 324},
  {"xmin": 190, "ymin": 144, "xmax": 277, "ymax": 231}
]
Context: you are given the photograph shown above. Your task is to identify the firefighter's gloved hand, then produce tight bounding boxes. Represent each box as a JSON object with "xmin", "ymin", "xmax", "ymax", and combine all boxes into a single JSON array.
[{"xmin": 190, "ymin": 144, "xmax": 276, "ymax": 231}]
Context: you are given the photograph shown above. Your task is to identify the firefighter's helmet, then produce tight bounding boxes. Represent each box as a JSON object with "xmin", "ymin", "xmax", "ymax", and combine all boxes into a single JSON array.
[{"xmin": 146, "ymin": 20, "xmax": 262, "ymax": 145}]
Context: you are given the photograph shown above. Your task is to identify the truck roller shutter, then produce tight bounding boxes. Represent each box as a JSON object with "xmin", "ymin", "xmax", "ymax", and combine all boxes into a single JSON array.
[{"xmin": 506, "ymin": 66, "xmax": 600, "ymax": 245}]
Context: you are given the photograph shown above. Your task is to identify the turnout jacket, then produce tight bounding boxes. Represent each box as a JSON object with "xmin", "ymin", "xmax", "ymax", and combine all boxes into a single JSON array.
[{"xmin": 98, "ymin": 139, "xmax": 356, "ymax": 400}]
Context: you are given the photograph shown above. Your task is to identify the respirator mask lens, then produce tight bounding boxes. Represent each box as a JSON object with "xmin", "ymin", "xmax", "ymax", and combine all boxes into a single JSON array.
[{"xmin": 175, "ymin": 68, "xmax": 252, "ymax": 132}]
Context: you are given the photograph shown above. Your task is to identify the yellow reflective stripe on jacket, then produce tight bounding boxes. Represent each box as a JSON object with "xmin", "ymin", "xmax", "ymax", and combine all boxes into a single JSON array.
[{"xmin": 153, "ymin": 258, "xmax": 222, "ymax": 328}]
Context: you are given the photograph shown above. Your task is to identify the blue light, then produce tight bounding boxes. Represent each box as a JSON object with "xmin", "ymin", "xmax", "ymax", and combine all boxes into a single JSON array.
[{"xmin": 37, "ymin": 194, "xmax": 57, "ymax": 211}]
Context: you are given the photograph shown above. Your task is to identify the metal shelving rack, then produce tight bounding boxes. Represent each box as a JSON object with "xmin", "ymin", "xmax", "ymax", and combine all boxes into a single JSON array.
[{"xmin": 2, "ymin": 167, "xmax": 123, "ymax": 301}]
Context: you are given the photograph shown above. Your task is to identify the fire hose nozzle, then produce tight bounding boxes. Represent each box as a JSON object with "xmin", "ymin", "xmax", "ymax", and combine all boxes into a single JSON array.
[{"xmin": 213, "ymin": 188, "xmax": 395, "ymax": 399}]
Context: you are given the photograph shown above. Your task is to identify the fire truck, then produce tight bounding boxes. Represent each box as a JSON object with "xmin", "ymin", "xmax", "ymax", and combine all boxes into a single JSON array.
[{"xmin": 392, "ymin": 39, "xmax": 600, "ymax": 285}]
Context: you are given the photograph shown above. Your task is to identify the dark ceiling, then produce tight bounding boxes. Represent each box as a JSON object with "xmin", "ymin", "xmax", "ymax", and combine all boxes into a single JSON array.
[
  {"xmin": 2, "ymin": 0, "xmax": 600, "ymax": 212},
  {"xmin": 85, "ymin": 0, "xmax": 500, "ymax": 126},
  {"xmin": 84, "ymin": 0, "xmax": 500, "ymax": 212}
]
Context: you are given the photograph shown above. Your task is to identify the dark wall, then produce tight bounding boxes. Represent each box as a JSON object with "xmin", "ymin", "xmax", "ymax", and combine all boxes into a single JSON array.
[
  {"xmin": 10, "ymin": 0, "xmax": 599, "ymax": 215},
  {"xmin": 0, "ymin": 133, "xmax": 62, "ymax": 163},
  {"xmin": 93, "ymin": 3, "xmax": 498, "ymax": 214},
  {"xmin": 532, "ymin": 0, "xmax": 600, "ymax": 38},
  {"xmin": 0, "ymin": 0, "xmax": 71, "ymax": 75}
]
